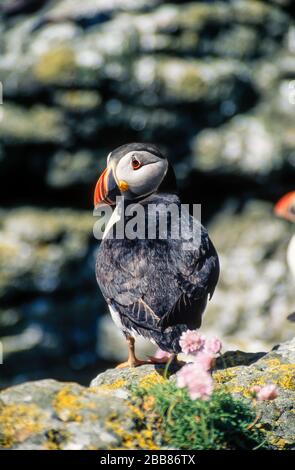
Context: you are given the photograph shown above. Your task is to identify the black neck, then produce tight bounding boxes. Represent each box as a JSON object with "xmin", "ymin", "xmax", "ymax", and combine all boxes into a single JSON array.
[{"xmin": 157, "ymin": 163, "xmax": 178, "ymax": 195}]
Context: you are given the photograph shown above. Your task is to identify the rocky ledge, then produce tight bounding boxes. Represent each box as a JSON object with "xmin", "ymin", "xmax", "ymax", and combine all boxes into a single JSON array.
[{"xmin": 0, "ymin": 338, "xmax": 294, "ymax": 450}]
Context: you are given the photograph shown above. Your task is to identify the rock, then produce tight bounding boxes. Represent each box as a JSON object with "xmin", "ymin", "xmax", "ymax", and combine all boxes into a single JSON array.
[
  {"xmin": 37, "ymin": 0, "xmax": 162, "ymax": 25},
  {"xmin": 133, "ymin": 56, "xmax": 254, "ymax": 108},
  {"xmin": 0, "ymin": 379, "xmax": 131, "ymax": 449},
  {"xmin": 90, "ymin": 363, "xmax": 179, "ymax": 389},
  {"xmin": 0, "ymin": 208, "xmax": 104, "ymax": 388},
  {"xmin": 203, "ymin": 200, "xmax": 295, "ymax": 352},
  {"xmin": 0, "ymin": 0, "xmax": 292, "ymax": 201},
  {"xmin": 0, "ymin": 365, "xmax": 173, "ymax": 450},
  {"xmin": 0, "ymin": 207, "xmax": 95, "ymax": 297},
  {"xmin": 1, "ymin": 0, "xmax": 295, "ymax": 399},
  {"xmin": 0, "ymin": 338, "xmax": 294, "ymax": 449},
  {"xmin": 214, "ymin": 337, "xmax": 295, "ymax": 450},
  {"xmin": 0, "ymin": 104, "xmax": 68, "ymax": 145},
  {"xmin": 192, "ymin": 97, "xmax": 295, "ymax": 179}
]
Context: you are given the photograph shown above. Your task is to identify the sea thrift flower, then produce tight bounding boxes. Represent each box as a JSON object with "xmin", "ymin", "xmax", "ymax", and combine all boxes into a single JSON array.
[
  {"xmin": 205, "ymin": 337, "xmax": 222, "ymax": 355},
  {"xmin": 194, "ymin": 352, "xmax": 215, "ymax": 371},
  {"xmin": 179, "ymin": 330, "xmax": 205, "ymax": 355},
  {"xmin": 250, "ymin": 385, "xmax": 261, "ymax": 396},
  {"xmin": 250, "ymin": 384, "xmax": 278, "ymax": 401},
  {"xmin": 176, "ymin": 363, "xmax": 213, "ymax": 400}
]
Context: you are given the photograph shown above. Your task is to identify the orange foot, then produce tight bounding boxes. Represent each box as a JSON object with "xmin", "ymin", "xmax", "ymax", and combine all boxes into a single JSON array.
[{"xmin": 116, "ymin": 358, "xmax": 150, "ymax": 369}]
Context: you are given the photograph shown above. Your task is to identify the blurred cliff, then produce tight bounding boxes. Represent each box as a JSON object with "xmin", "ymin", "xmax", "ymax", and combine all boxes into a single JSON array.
[{"xmin": 0, "ymin": 0, "xmax": 295, "ymax": 388}]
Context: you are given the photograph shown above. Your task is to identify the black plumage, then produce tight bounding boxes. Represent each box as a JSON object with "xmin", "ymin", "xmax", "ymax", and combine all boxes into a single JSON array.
[{"xmin": 96, "ymin": 184, "xmax": 219, "ymax": 354}]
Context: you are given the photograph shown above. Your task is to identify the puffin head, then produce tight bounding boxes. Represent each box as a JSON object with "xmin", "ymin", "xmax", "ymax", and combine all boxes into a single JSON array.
[
  {"xmin": 274, "ymin": 191, "xmax": 295, "ymax": 223},
  {"xmin": 94, "ymin": 143, "xmax": 176, "ymax": 207}
]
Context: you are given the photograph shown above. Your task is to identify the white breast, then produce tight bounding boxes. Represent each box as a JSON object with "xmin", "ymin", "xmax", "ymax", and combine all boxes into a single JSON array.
[
  {"xmin": 287, "ymin": 234, "xmax": 295, "ymax": 278},
  {"xmin": 102, "ymin": 200, "xmax": 122, "ymax": 240}
]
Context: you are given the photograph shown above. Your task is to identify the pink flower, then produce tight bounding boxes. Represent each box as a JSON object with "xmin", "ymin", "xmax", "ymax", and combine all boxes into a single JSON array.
[
  {"xmin": 250, "ymin": 385, "xmax": 261, "ymax": 396},
  {"xmin": 179, "ymin": 330, "xmax": 205, "ymax": 355},
  {"xmin": 194, "ymin": 352, "xmax": 215, "ymax": 371},
  {"xmin": 250, "ymin": 384, "xmax": 278, "ymax": 401},
  {"xmin": 176, "ymin": 363, "xmax": 213, "ymax": 400},
  {"xmin": 205, "ymin": 337, "xmax": 222, "ymax": 355}
]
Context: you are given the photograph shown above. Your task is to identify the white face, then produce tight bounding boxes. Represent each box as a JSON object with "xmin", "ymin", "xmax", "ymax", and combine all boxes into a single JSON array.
[{"xmin": 114, "ymin": 150, "xmax": 168, "ymax": 198}]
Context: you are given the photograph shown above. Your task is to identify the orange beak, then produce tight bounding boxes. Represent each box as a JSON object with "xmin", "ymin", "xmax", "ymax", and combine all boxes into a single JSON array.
[
  {"xmin": 274, "ymin": 191, "xmax": 295, "ymax": 223},
  {"xmin": 94, "ymin": 168, "xmax": 109, "ymax": 207},
  {"xmin": 94, "ymin": 167, "xmax": 120, "ymax": 207}
]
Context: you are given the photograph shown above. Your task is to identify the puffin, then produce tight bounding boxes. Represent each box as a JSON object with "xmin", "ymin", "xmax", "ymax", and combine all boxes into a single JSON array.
[
  {"xmin": 275, "ymin": 191, "xmax": 295, "ymax": 278},
  {"xmin": 94, "ymin": 143, "xmax": 219, "ymax": 367}
]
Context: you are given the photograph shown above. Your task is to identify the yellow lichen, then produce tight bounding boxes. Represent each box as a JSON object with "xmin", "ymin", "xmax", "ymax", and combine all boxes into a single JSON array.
[
  {"xmin": 53, "ymin": 386, "xmax": 95, "ymax": 423},
  {"xmin": 213, "ymin": 367, "xmax": 238, "ymax": 385},
  {"xmin": 106, "ymin": 417, "xmax": 159, "ymax": 450},
  {"xmin": 0, "ymin": 403, "xmax": 47, "ymax": 448},
  {"xmin": 214, "ymin": 360, "xmax": 295, "ymax": 397},
  {"xmin": 128, "ymin": 404, "xmax": 144, "ymax": 421},
  {"xmin": 267, "ymin": 435, "xmax": 293, "ymax": 450},
  {"xmin": 105, "ymin": 398, "xmax": 160, "ymax": 451},
  {"xmin": 138, "ymin": 372, "xmax": 166, "ymax": 390},
  {"xmin": 246, "ymin": 363, "xmax": 295, "ymax": 392},
  {"xmin": 91, "ymin": 378, "xmax": 126, "ymax": 392},
  {"xmin": 261, "ymin": 358, "xmax": 282, "ymax": 367},
  {"xmin": 53, "ymin": 387, "xmax": 83, "ymax": 423}
]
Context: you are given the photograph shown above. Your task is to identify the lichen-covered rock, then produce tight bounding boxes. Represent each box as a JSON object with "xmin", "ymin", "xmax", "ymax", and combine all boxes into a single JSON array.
[
  {"xmin": 90, "ymin": 363, "xmax": 179, "ymax": 390},
  {"xmin": 0, "ymin": 104, "xmax": 68, "ymax": 145},
  {"xmin": 0, "ymin": 379, "xmax": 131, "ymax": 449},
  {"xmin": 1, "ymin": 0, "xmax": 295, "ymax": 400},
  {"xmin": 0, "ymin": 208, "xmax": 103, "ymax": 388},
  {"xmin": 214, "ymin": 338, "xmax": 295, "ymax": 450},
  {"xmin": 0, "ymin": 338, "xmax": 294, "ymax": 449},
  {"xmin": 203, "ymin": 200, "xmax": 295, "ymax": 352},
  {"xmin": 192, "ymin": 96, "xmax": 295, "ymax": 178},
  {"xmin": 0, "ymin": 0, "xmax": 293, "ymax": 196},
  {"xmin": 0, "ymin": 208, "xmax": 95, "ymax": 296}
]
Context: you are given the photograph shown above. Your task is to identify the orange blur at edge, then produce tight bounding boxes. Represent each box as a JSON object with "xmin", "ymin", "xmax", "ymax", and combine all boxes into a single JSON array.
[{"xmin": 274, "ymin": 191, "xmax": 295, "ymax": 219}]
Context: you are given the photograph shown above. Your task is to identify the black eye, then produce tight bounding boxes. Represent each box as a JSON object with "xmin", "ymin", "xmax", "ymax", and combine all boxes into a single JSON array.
[{"xmin": 131, "ymin": 157, "xmax": 141, "ymax": 170}]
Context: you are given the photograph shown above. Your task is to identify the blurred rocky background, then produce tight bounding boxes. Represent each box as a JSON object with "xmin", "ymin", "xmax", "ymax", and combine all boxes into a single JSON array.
[{"xmin": 0, "ymin": 0, "xmax": 295, "ymax": 388}]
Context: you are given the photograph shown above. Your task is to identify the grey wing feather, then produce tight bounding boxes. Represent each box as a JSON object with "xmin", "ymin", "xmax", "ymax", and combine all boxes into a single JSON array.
[{"xmin": 96, "ymin": 213, "xmax": 219, "ymax": 352}]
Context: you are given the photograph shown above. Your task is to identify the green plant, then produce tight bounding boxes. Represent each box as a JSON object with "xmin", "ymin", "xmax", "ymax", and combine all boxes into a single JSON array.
[{"xmin": 133, "ymin": 381, "xmax": 269, "ymax": 450}]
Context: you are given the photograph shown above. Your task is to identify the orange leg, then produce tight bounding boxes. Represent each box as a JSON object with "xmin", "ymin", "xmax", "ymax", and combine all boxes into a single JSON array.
[{"xmin": 116, "ymin": 336, "xmax": 150, "ymax": 368}]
